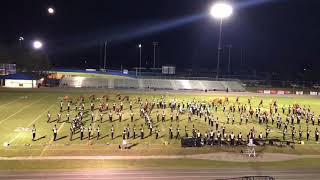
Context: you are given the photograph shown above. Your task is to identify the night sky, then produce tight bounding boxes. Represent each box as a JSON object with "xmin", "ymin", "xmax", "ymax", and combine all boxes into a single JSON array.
[{"xmin": 1, "ymin": 0, "xmax": 320, "ymax": 79}]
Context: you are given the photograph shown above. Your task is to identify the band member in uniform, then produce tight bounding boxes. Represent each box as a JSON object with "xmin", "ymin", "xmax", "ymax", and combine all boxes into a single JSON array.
[
  {"xmin": 140, "ymin": 125, "xmax": 144, "ymax": 139},
  {"xmin": 113, "ymin": 103, "xmax": 116, "ymax": 111},
  {"xmin": 47, "ymin": 111, "xmax": 51, "ymax": 122},
  {"xmin": 90, "ymin": 102, "xmax": 94, "ymax": 111},
  {"xmin": 126, "ymin": 124, "xmax": 130, "ymax": 139},
  {"xmin": 109, "ymin": 111, "xmax": 113, "ymax": 122},
  {"xmin": 237, "ymin": 132, "xmax": 242, "ymax": 145},
  {"xmin": 230, "ymin": 132, "xmax": 235, "ymax": 145},
  {"xmin": 299, "ymin": 128, "xmax": 303, "ymax": 142},
  {"xmin": 217, "ymin": 131, "xmax": 221, "ymax": 145},
  {"xmin": 70, "ymin": 125, "xmax": 74, "ymax": 141},
  {"xmin": 111, "ymin": 125, "xmax": 114, "ymax": 140},
  {"xmin": 246, "ymin": 114, "xmax": 249, "ymax": 125},
  {"xmin": 315, "ymin": 128, "xmax": 319, "ymax": 142},
  {"xmin": 185, "ymin": 126, "xmax": 189, "ymax": 137},
  {"xmin": 66, "ymin": 112, "xmax": 70, "ymax": 122},
  {"xmin": 120, "ymin": 102, "xmax": 123, "ymax": 111},
  {"xmin": 80, "ymin": 125, "xmax": 84, "ymax": 140},
  {"xmin": 53, "ymin": 124, "xmax": 57, "ymax": 141},
  {"xmin": 130, "ymin": 111, "xmax": 134, "ymax": 122},
  {"xmin": 122, "ymin": 129, "xmax": 126, "ymax": 140},
  {"xmin": 119, "ymin": 111, "xmax": 123, "ymax": 122},
  {"xmin": 259, "ymin": 132, "xmax": 263, "ymax": 140},
  {"xmin": 307, "ymin": 128, "xmax": 311, "ymax": 141},
  {"xmin": 291, "ymin": 129, "xmax": 296, "ymax": 141},
  {"xmin": 156, "ymin": 128, "xmax": 160, "ymax": 139},
  {"xmin": 133, "ymin": 125, "xmax": 136, "ymax": 139},
  {"xmin": 96, "ymin": 125, "xmax": 100, "ymax": 140},
  {"xmin": 283, "ymin": 129, "xmax": 287, "ymax": 140},
  {"xmin": 266, "ymin": 127, "xmax": 270, "ymax": 139},
  {"xmin": 67, "ymin": 101, "xmax": 70, "ymax": 112},
  {"xmin": 210, "ymin": 130, "xmax": 214, "ymax": 142},
  {"xmin": 60, "ymin": 100, "xmax": 63, "ymax": 112},
  {"xmin": 176, "ymin": 126, "xmax": 180, "ymax": 139},
  {"xmin": 215, "ymin": 119, "xmax": 219, "ymax": 130},
  {"xmin": 162, "ymin": 111, "xmax": 165, "ymax": 122},
  {"xmin": 169, "ymin": 125, "xmax": 173, "ymax": 139},
  {"xmin": 156, "ymin": 112, "xmax": 160, "ymax": 122},
  {"xmin": 32, "ymin": 124, "xmax": 36, "ymax": 141},
  {"xmin": 57, "ymin": 112, "xmax": 61, "ymax": 123},
  {"xmin": 88, "ymin": 124, "xmax": 92, "ymax": 140},
  {"xmin": 149, "ymin": 122, "xmax": 153, "ymax": 136},
  {"xmin": 227, "ymin": 115, "xmax": 230, "ymax": 124}
]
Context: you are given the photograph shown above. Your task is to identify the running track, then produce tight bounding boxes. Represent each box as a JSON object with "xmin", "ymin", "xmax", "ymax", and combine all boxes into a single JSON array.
[{"xmin": 0, "ymin": 168, "xmax": 319, "ymax": 180}]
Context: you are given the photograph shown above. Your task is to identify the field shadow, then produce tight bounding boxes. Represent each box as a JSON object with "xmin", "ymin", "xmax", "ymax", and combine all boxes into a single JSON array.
[
  {"xmin": 114, "ymin": 134, "xmax": 122, "ymax": 139},
  {"xmin": 127, "ymin": 143, "xmax": 139, "ymax": 149},
  {"xmin": 56, "ymin": 135, "xmax": 67, "ymax": 141},
  {"xmin": 71, "ymin": 136, "xmax": 80, "ymax": 141},
  {"xmin": 100, "ymin": 134, "xmax": 109, "ymax": 140},
  {"xmin": 34, "ymin": 136, "xmax": 46, "ymax": 141}
]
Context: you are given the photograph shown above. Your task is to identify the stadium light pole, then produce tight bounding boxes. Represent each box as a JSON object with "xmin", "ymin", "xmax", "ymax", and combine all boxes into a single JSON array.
[
  {"xmin": 19, "ymin": 37, "xmax": 24, "ymax": 48},
  {"xmin": 153, "ymin": 42, "xmax": 158, "ymax": 69},
  {"xmin": 226, "ymin": 44, "xmax": 232, "ymax": 75},
  {"xmin": 104, "ymin": 41, "xmax": 107, "ymax": 70},
  {"xmin": 210, "ymin": 2, "xmax": 233, "ymax": 79},
  {"xmin": 138, "ymin": 44, "xmax": 142, "ymax": 77}
]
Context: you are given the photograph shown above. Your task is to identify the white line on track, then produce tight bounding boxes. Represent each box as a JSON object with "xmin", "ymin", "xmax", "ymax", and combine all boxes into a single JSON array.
[
  {"xmin": 40, "ymin": 122, "xmax": 66, "ymax": 156},
  {"xmin": 8, "ymin": 104, "xmax": 56, "ymax": 144},
  {"xmin": 0, "ymin": 96, "xmax": 48, "ymax": 125}
]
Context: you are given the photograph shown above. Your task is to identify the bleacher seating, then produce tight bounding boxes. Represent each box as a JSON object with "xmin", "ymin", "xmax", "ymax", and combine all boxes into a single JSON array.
[{"xmin": 59, "ymin": 77, "xmax": 245, "ymax": 92}]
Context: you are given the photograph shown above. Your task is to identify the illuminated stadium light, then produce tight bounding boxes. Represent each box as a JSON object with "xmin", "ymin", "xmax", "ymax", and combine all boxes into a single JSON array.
[
  {"xmin": 210, "ymin": 2, "xmax": 233, "ymax": 19},
  {"xmin": 48, "ymin": 7, "xmax": 55, "ymax": 14},
  {"xmin": 33, "ymin": 41, "xmax": 43, "ymax": 49}
]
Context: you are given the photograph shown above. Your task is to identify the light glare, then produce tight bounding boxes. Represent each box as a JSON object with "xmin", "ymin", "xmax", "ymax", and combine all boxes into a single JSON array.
[
  {"xmin": 210, "ymin": 2, "xmax": 233, "ymax": 19},
  {"xmin": 33, "ymin": 41, "xmax": 43, "ymax": 49},
  {"xmin": 48, "ymin": 7, "xmax": 55, "ymax": 14}
]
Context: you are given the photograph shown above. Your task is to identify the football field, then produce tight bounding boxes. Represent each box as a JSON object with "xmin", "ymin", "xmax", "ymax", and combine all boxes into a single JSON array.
[{"xmin": 1, "ymin": 88, "xmax": 320, "ymax": 158}]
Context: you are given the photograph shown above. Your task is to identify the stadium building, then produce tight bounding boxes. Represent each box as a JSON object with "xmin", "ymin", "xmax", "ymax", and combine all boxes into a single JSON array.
[{"xmin": 0, "ymin": 73, "xmax": 42, "ymax": 88}]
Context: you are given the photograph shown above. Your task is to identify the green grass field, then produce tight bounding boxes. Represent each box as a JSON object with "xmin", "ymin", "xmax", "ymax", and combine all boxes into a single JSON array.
[{"xmin": 0, "ymin": 88, "xmax": 320, "ymax": 159}]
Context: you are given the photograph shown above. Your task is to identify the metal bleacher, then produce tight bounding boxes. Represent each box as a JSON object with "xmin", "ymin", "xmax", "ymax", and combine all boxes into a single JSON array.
[
  {"xmin": 59, "ymin": 77, "xmax": 245, "ymax": 92},
  {"xmin": 114, "ymin": 79, "xmax": 139, "ymax": 89}
]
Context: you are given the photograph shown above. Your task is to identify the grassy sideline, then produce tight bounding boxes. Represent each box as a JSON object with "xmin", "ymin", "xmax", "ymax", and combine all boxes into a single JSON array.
[{"xmin": 1, "ymin": 158, "xmax": 320, "ymax": 170}]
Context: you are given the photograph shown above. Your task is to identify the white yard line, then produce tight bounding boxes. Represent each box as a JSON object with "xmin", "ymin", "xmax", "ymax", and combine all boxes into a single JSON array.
[
  {"xmin": 0, "ymin": 98, "xmax": 21, "ymax": 109},
  {"xmin": 39, "ymin": 122, "xmax": 66, "ymax": 157},
  {"xmin": 8, "ymin": 104, "xmax": 56, "ymax": 144},
  {"xmin": 0, "ymin": 96, "xmax": 48, "ymax": 125}
]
